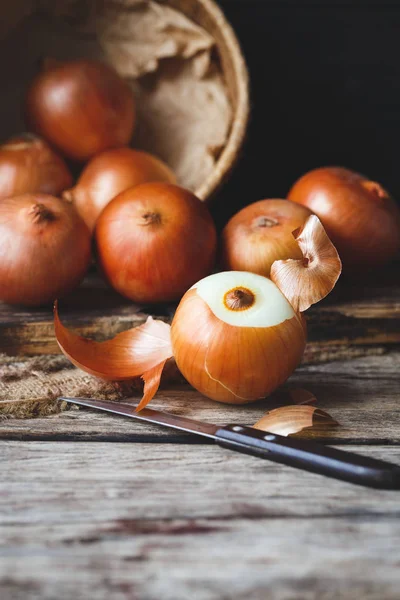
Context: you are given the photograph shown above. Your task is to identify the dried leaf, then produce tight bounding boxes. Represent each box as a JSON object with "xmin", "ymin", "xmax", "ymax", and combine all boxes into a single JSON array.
[
  {"xmin": 54, "ymin": 302, "xmax": 173, "ymax": 409},
  {"xmin": 253, "ymin": 405, "xmax": 339, "ymax": 437},
  {"xmin": 270, "ymin": 215, "xmax": 342, "ymax": 312}
]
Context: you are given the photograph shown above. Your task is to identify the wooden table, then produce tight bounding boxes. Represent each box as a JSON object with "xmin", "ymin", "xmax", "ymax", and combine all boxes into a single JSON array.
[{"xmin": 1, "ymin": 266, "xmax": 400, "ymax": 600}]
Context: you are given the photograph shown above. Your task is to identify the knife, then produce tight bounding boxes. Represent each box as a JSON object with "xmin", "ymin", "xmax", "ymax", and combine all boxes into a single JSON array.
[{"xmin": 59, "ymin": 396, "xmax": 400, "ymax": 490}]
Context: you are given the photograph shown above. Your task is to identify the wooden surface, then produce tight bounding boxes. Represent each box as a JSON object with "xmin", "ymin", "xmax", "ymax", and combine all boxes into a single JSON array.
[
  {"xmin": 0, "ymin": 265, "xmax": 399, "ymax": 360},
  {"xmin": 2, "ymin": 442, "xmax": 400, "ymax": 600},
  {"xmin": 1, "ymin": 271, "xmax": 400, "ymax": 599},
  {"xmin": 1, "ymin": 353, "xmax": 399, "ymax": 444}
]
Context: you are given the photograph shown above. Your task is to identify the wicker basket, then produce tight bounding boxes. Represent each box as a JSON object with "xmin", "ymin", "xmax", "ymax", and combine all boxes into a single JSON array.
[{"xmin": 0, "ymin": 0, "xmax": 250, "ymax": 202}]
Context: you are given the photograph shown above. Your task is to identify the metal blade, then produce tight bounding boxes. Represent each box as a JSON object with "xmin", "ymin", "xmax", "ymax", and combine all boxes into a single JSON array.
[{"xmin": 59, "ymin": 397, "xmax": 218, "ymax": 439}]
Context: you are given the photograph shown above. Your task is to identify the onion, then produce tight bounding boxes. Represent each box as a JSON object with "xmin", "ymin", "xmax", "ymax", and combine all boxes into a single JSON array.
[
  {"xmin": 0, "ymin": 194, "xmax": 91, "ymax": 306},
  {"xmin": 288, "ymin": 166, "xmax": 400, "ymax": 271},
  {"xmin": 95, "ymin": 183, "xmax": 217, "ymax": 303},
  {"xmin": 221, "ymin": 199, "xmax": 313, "ymax": 276},
  {"xmin": 171, "ymin": 271, "xmax": 306, "ymax": 403},
  {"xmin": 63, "ymin": 148, "xmax": 176, "ymax": 231},
  {"xmin": 0, "ymin": 133, "xmax": 72, "ymax": 200},
  {"xmin": 25, "ymin": 58, "xmax": 135, "ymax": 162}
]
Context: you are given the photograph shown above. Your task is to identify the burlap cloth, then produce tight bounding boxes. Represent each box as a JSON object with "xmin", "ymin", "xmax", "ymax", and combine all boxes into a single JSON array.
[{"xmin": 0, "ymin": 353, "xmax": 183, "ymax": 419}]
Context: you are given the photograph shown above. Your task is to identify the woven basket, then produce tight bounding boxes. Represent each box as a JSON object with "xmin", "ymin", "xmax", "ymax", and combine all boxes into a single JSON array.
[{"xmin": 0, "ymin": 0, "xmax": 250, "ymax": 202}]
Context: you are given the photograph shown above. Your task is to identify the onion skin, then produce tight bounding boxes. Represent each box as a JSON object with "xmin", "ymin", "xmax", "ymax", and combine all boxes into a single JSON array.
[
  {"xmin": 0, "ymin": 133, "xmax": 72, "ymax": 200},
  {"xmin": 0, "ymin": 194, "xmax": 91, "ymax": 306},
  {"xmin": 171, "ymin": 272, "xmax": 306, "ymax": 404},
  {"xmin": 221, "ymin": 199, "xmax": 313, "ymax": 276},
  {"xmin": 270, "ymin": 215, "xmax": 342, "ymax": 312},
  {"xmin": 288, "ymin": 167, "xmax": 400, "ymax": 271},
  {"xmin": 95, "ymin": 183, "xmax": 217, "ymax": 303},
  {"xmin": 25, "ymin": 59, "xmax": 135, "ymax": 162},
  {"xmin": 63, "ymin": 148, "xmax": 176, "ymax": 231}
]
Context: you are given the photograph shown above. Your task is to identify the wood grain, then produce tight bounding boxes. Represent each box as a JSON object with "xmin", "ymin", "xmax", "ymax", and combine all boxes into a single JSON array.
[
  {"xmin": 1, "ymin": 352, "xmax": 398, "ymax": 443},
  {"xmin": 1, "ymin": 441, "xmax": 400, "ymax": 600},
  {"xmin": 0, "ymin": 269, "xmax": 399, "ymax": 359}
]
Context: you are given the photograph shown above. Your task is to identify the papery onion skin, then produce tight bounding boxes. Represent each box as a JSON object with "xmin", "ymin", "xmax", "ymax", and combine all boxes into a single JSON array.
[
  {"xmin": 270, "ymin": 215, "xmax": 342, "ymax": 312},
  {"xmin": 0, "ymin": 194, "xmax": 91, "ymax": 306},
  {"xmin": 0, "ymin": 133, "xmax": 72, "ymax": 200},
  {"xmin": 63, "ymin": 148, "xmax": 176, "ymax": 231},
  {"xmin": 171, "ymin": 271, "xmax": 306, "ymax": 404},
  {"xmin": 221, "ymin": 199, "xmax": 313, "ymax": 276},
  {"xmin": 253, "ymin": 405, "xmax": 338, "ymax": 437},
  {"xmin": 95, "ymin": 183, "xmax": 217, "ymax": 303},
  {"xmin": 25, "ymin": 59, "xmax": 135, "ymax": 162},
  {"xmin": 288, "ymin": 167, "xmax": 400, "ymax": 270}
]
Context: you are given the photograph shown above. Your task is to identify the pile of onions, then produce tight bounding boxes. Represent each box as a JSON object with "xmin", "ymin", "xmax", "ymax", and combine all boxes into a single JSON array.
[
  {"xmin": 63, "ymin": 148, "xmax": 176, "ymax": 231},
  {"xmin": 55, "ymin": 215, "xmax": 342, "ymax": 408},
  {"xmin": 0, "ymin": 194, "xmax": 91, "ymax": 306},
  {"xmin": 0, "ymin": 133, "xmax": 72, "ymax": 200},
  {"xmin": 95, "ymin": 182, "xmax": 217, "ymax": 303},
  {"xmin": 25, "ymin": 58, "xmax": 135, "ymax": 162},
  {"xmin": 221, "ymin": 199, "xmax": 313, "ymax": 276},
  {"xmin": 288, "ymin": 166, "xmax": 400, "ymax": 271}
]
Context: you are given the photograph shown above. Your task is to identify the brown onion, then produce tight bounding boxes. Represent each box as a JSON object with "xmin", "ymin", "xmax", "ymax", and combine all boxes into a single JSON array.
[
  {"xmin": 0, "ymin": 133, "xmax": 72, "ymax": 200},
  {"xmin": 0, "ymin": 194, "xmax": 91, "ymax": 306},
  {"xmin": 221, "ymin": 199, "xmax": 313, "ymax": 276},
  {"xmin": 288, "ymin": 167, "xmax": 400, "ymax": 271},
  {"xmin": 95, "ymin": 183, "xmax": 217, "ymax": 303},
  {"xmin": 25, "ymin": 58, "xmax": 135, "ymax": 162},
  {"xmin": 63, "ymin": 148, "xmax": 176, "ymax": 231}
]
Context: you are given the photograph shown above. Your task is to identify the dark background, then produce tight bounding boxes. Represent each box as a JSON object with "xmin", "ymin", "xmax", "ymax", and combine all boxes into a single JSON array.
[{"xmin": 212, "ymin": 0, "xmax": 400, "ymax": 228}]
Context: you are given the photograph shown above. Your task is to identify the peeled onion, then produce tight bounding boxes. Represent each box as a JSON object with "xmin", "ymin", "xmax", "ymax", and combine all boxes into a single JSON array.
[
  {"xmin": 171, "ymin": 271, "xmax": 306, "ymax": 403},
  {"xmin": 0, "ymin": 194, "xmax": 91, "ymax": 306},
  {"xmin": 0, "ymin": 133, "xmax": 72, "ymax": 200},
  {"xmin": 95, "ymin": 183, "xmax": 217, "ymax": 303},
  {"xmin": 288, "ymin": 166, "xmax": 400, "ymax": 270},
  {"xmin": 25, "ymin": 58, "xmax": 135, "ymax": 162},
  {"xmin": 63, "ymin": 148, "xmax": 176, "ymax": 231},
  {"xmin": 221, "ymin": 199, "xmax": 313, "ymax": 276}
]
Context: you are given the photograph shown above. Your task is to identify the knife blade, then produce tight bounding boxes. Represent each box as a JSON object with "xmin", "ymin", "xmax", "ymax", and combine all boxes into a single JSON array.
[{"xmin": 59, "ymin": 396, "xmax": 400, "ymax": 490}]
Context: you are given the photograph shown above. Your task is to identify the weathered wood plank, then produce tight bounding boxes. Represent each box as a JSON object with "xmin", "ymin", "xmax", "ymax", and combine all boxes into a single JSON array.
[
  {"xmin": 1, "ymin": 353, "xmax": 399, "ymax": 443},
  {"xmin": 1, "ymin": 442, "xmax": 400, "ymax": 600},
  {"xmin": 0, "ymin": 269, "xmax": 399, "ymax": 359}
]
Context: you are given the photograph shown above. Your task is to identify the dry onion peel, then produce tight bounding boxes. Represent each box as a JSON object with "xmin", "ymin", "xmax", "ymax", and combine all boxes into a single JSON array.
[
  {"xmin": 271, "ymin": 387, "xmax": 317, "ymax": 407},
  {"xmin": 54, "ymin": 302, "xmax": 173, "ymax": 408},
  {"xmin": 270, "ymin": 215, "xmax": 342, "ymax": 312},
  {"xmin": 253, "ymin": 405, "xmax": 339, "ymax": 437}
]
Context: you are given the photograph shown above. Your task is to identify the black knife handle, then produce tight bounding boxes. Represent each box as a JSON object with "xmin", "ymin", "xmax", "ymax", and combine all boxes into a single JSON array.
[{"xmin": 216, "ymin": 425, "xmax": 400, "ymax": 490}]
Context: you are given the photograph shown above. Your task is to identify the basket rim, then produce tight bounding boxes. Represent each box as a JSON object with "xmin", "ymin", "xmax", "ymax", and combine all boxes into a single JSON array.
[{"xmin": 193, "ymin": 0, "xmax": 250, "ymax": 202}]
